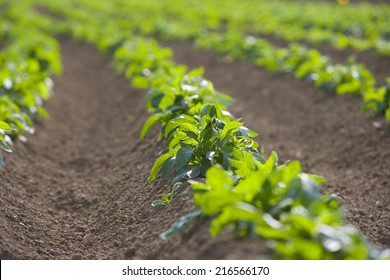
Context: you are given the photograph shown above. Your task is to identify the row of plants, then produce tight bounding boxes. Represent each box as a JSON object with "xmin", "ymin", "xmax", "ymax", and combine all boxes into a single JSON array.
[
  {"xmin": 241, "ymin": 1, "xmax": 390, "ymax": 44},
  {"xmin": 194, "ymin": 31, "xmax": 390, "ymax": 122},
  {"xmin": 62, "ymin": 0, "xmax": 390, "ymax": 56},
  {"xmin": 21, "ymin": 0, "xmax": 390, "ymax": 259},
  {"xmin": 102, "ymin": 33, "xmax": 389, "ymax": 261},
  {"xmin": 0, "ymin": 4, "xmax": 62, "ymax": 167},
  {"xmin": 190, "ymin": 0, "xmax": 390, "ymax": 56},
  {"xmin": 36, "ymin": 0, "xmax": 390, "ymax": 121}
]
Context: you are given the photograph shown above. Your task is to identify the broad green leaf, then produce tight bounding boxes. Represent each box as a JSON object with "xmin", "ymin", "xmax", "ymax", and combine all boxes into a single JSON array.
[
  {"xmin": 0, "ymin": 121, "xmax": 11, "ymax": 131},
  {"xmin": 386, "ymin": 107, "xmax": 390, "ymax": 121},
  {"xmin": 235, "ymin": 171, "xmax": 265, "ymax": 201},
  {"xmin": 289, "ymin": 208, "xmax": 317, "ymax": 235},
  {"xmin": 275, "ymin": 238, "xmax": 323, "ymax": 260},
  {"xmin": 190, "ymin": 180, "xmax": 209, "ymax": 192},
  {"xmin": 174, "ymin": 165, "xmax": 201, "ymax": 182},
  {"xmin": 307, "ymin": 173, "xmax": 326, "ymax": 184},
  {"xmin": 131, "ymin": 76, "xmax": 149, "ymax": 88},
  {"xmin": 237, "ymin": 126, "xmax": 258, "ymax": 138},
  {"xmin": 172, "ymin": 182, "xmax": 183, "ymax": 193},
  {"xmin": 159, "ymin": 94, "xmax": 175, "ymax": 111},
  {"xmin": 194, "ymin": 188, "xmax": 241, "ymax": 215},
  {"xmin": 200, "ymin": 104, "xmax": 217, "ymax": 118},
  {"xmin": 0, "ymin": 139, "xmax": 12, "ymax": 153},
  {"xmin": 210, "ymin": 203, "xmax": 263, "ymax": 236},
  {"xmin": 205, "ymin": 166, "xmax": 233, "ymax": 190},
  {"xmin": 212, "ymin": 91, "xmax": 234, "ymax": 106},
  {"xmin": 275, "ymin": 161, "xmax": 301, "ymax": 186},
  {"xmin": 175, "ymin": 147, "xmax": 193, "ymax": 169},
  {"xmin": 36, "ymin": 107, "xmax": 49, "ymax": 119},
  {"xmin": 255, "ymin": 213, "xmax": 290, "ymax": 239},
  {"xmin": 220, "ymin": 120, "xmax": 243, "ymax": 139},
  {"xmin": 164, "ymin": 116, "xmax": 199, "ymax": 138},
  {"xmin": 262, "ymin": 151, "xmax": 278, "ymax": 174},
  {"xmin": 161, "ymin": 157, "xmax": 175, "ymax": 179},
  {"xmin": 141, "ymin": 113, "xmax": 164, "ymax": 140},
  {"xmin": 230, "ymin": 151, "xmax": 259, "ymax": 178},
  {"xmin": 151, "ymin": 199, "xmax": 164, "ymax": 206},
  {"xmin": 188, "ymin": 67, "xmax": 204, "ymax": 77},
  {"xmin": 147, "ymin": 90, "xmax": 165, "ymax": 110},
  {"xmin": 148, "ymin": 152, "xmax": 174, "ymax": 183},
  {"xmin": 160, "ymin": 209, "xmax": 202, "ymax": 240},
  {"xmin": 298, "ymin": 174, "xmax": 322, "ymax": 207}
]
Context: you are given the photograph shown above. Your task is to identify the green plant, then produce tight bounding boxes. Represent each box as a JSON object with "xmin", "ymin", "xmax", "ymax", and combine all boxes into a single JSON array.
[
  {"xmin": 189, "ymin": 157, "xmax": 388, "ymax": 259},
  {"xmin": 148, "ymin": 104, "xmax": 262, "ymax": 183}
]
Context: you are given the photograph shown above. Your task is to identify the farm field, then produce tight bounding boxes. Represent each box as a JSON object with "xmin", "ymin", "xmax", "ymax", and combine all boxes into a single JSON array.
[{"xmin": 0, "ymin": 0, "xmax": 389, "ymax": 260}]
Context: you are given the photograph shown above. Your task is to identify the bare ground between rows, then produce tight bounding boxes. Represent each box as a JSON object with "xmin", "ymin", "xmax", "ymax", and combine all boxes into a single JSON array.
[
  {"xmin": 0, "ymin": 38, "xmax": 267, "ymax": 260},
  {"xmin": 163, "ymin": 41, "xmax": 390, "ymax": 249}
]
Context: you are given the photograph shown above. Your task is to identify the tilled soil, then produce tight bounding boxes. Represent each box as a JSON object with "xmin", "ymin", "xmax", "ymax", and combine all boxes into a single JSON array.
[{"xmin": 0, "ymin": 38, "xmax": 389, "ymax": 259}]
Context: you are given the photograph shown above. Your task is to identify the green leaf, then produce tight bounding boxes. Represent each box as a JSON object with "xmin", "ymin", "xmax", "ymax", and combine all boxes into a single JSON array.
[
  {"xmin": 161, "ymin": 157, "xmax": 175, "ymax": 179},
  {"xmin": 131, "ymin": 76, "xmax": 149, "ymax": 88},
  {"xmin": 200, "ymin": 104, "xmax": 217, "ymax": 119},
  {"xmin": 220, "ymin": 120, "xmax": 243, "ymax": 139},
  {"xmin": 148, "ymin": 152, "xmax": 174, "ymax": 183},
  {"xmin": 0, "ymin": 121, "xmax": 12, "ymax": 131},
  {"xmin": 235, "ymin": 171, "xmax": 265, "ymax": 201},
  {"xmin": 141, "ymin": 113, "xmax": 164, "ymax": 140},
  {"xmin": 213, "ymin": 91, "xmax": 234, "ymax": 106},
  {"xmin": 151, "ymin": 199, "xmax": 164, "ymax": 206},
  {"xmin": 255, "ymin": 214, "xmax": 290, "ymax": 239},
  {"xmin": 274, "ymin": 238, "xmax": 323, "ymax": 260},
  {"xmin": 160, "ymin": 209, "xmax": 202, "ymax": 240},
  {"xmin": 210, "ymin": 203, "xmax": 263, "ymax": 236},
  {"xmin": 36, "ymin": 107, "xmax": 49, "ymax": 119},
  {"xmin": 172, "ymin": 182, "xmax": 183, "ymax": 193},
  {"xmin": 175, "ymin": 147, "xmax": 193, "ymax": 169},
  {"xmin": 188, "ymin": 67, "xmax": 204, "ymax": 77},
  {"xmin": 237, "ymin": 126, "xmax": 258, "ymax": 138},
  {"xmin": 164, "ymin": 116, "xmax": 199, "ymax": 138},
  {"xmin": 263, "ymin": 151, "xmax": 278, "ymax": 174},
  {"xmin": 205, "ymin": 166, "xmax": 234, "ymax": 190},
  {"xmin": 0, "ymin": 139, "xmax": 12, "ymax": 153},
  {"xmin": 174, "ymin": 165, "xmax": 201, "ymax": 182}
]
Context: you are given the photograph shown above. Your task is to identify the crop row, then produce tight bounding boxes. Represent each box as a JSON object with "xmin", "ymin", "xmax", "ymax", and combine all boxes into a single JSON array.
[
  {"xmin": 14, "ymin": 0, "xmax": 388, "ymax": 259},
  {"xmin": 195, "ymin": 31, "xmax": 390, "ymax": 122},
  {"xmin": 181, "ymin": 0, "xmax": 390, "ymax": 56},
  {"xmin": 50, "ymin": 0, "xmax": 390, "ymax": 56},
  {"xmin": 37, "ymin": 0, "xmax": 390, "ymax": 122},
  {"xmin": 137, "ymin": 0, "xmax": 390, "ymax": 55},
  {"xmin": 0, "ymin": 4, "xmax": 62, "ymax": 167}
]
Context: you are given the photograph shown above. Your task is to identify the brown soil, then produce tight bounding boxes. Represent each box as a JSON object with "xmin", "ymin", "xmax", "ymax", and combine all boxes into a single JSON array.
[{"xmin": 0, "ymin": 37, "xmax": 389, "ymax": 260}]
